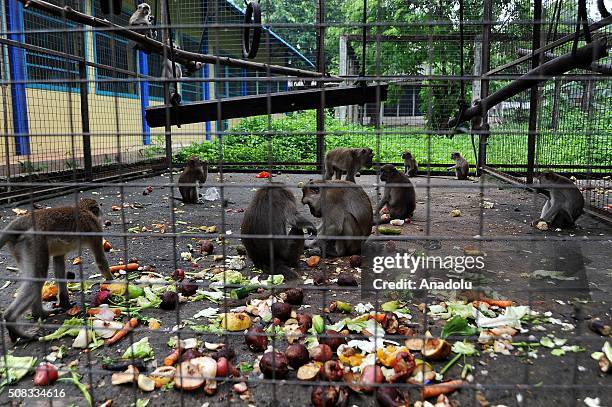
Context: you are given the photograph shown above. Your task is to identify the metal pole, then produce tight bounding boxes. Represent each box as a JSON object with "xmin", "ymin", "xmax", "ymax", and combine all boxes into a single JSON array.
[
  {"xmin": 315, "ymin": 0, "xmax": 325, "ymax": 173},
  {"xmin": 79, "ymin": 61, "xmax": 92, "ymax": 181},
  {"xmin": 478, "ymin": 0, "xmax": 492, "ymax": 175},
  {"xmin": 527, "ymin": 0, "xmax": 542, "ymax": 184},
  {"xmin": 160, "ymin": 0, "xmax": 172, "ymax": 168}
]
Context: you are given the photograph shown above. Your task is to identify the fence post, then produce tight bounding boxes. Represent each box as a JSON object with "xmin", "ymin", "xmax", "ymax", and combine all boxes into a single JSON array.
[
  {"xmin": 315, "ymin": 0, "xmax": 325, "ymax": 173},
  {"xmin": 79, "ymin": 61, "xmax": 92, "ymax": 181},
  {"xmin": 478, "ymin": 0, "xmax": 492, "ymax": 175},
  {"xmin": 526, "ymin": 0, "xmax": 543, "ymax": 184}
]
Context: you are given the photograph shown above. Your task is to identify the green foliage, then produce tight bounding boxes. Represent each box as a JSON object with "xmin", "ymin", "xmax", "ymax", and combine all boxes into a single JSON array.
[{"xmin": 174, "ymin": 111, "xmax": 476, "ymax": 167}]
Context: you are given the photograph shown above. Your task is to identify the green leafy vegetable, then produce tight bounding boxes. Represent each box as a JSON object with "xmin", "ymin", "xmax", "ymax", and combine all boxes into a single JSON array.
[
  {"xmin": 441, "ymin": 316, "xmax": 478, "ymax": 339},
  {"xmin": 39, "ymin": 317, "xmax": 83, "ymax": 341},
  {"xmin": 0, "ymin": 355, "xmax": 37, "ymax": 391},
  {"xmin": 122, "ymin": 337, "xmax": 155, "ymax": 360},
  {"xmin": 211, "ymin": 270, "xmax": 247, "ymax": 285}
]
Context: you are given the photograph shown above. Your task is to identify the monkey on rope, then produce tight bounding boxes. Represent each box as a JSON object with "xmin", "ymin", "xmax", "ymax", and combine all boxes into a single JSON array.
[
  {"xmin": 175, "ymin": 156, "xmax": 208, "ymax": 204},
  {"xmin": 532, "ymin": 170, "xmax": 584, "ymax": 229},
  {"xmin": 241, "ymin": 185, "xmax": 317, "ymax": 279},
  {"xmin": 301, "ymin": 180, "xmax": 373, "ymax": 256},
  {"xmin": 447, "ymin": 152, "xmax": 469, "ymax": 180},
  {"xmin": 324, "ymin": 148, "xmax": 374, "ymax": 183},
  {"xmin": 0, "ymin": 198, "xmax": 112, "ymax": 342},
  {"xmin": 374, "ymin": 164, "xmax": 416, "ymax": 223},
  {"xmin": 402, "ymin": 151, "xmax": 418, "ymax": 177}
]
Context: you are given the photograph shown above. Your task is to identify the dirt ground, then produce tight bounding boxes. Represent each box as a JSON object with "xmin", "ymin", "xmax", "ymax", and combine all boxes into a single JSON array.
[{"xmin": 0, "ymin": 172, "xmax": 610, "ymax": 407}]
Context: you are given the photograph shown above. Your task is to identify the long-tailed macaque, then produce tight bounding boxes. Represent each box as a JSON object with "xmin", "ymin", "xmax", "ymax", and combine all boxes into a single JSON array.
[
  {"xmin": 447, "ymin": 152, "xmax": 469, "ymax": 180},
  {"xmin": 241, "ymin": 185, "xmax": 316, "ymax": 279},
  {"xmin": 0, "ymin": 199, "xmax": 111, "ymax": 342},
  {"xmin": 301, "ymin": 180, "xmax": 373, "ymax": 256},
  {"xmin": 402, "ymin": 151, "xmax": 418, "ymax": 177},
  {"xmin": 178, "ymin": 156, "xmax": 208, "ymax": 204},
  {"xmin": 375, "ymin": 164, "xmax": 416, "ymax": 222},
  {"xmin": 324, "ymin": 148, "xmax": 374, "ymax": 183},
  {"xmin": 532, "ymin": 171, "xmax": 584, "ymax": 228}
]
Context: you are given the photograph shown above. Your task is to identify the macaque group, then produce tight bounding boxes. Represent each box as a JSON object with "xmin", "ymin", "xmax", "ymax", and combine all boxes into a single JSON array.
[
  {"xmin": 178, "ymin": 156, "xmax": 208, "ymax": 204},
  {"xmin": 533, "ymin": 171, "xmax": 584, "ymax": 228},
  {"xmin": 0, "ymin": 199, "xmax": 111, "ymax": 342}
]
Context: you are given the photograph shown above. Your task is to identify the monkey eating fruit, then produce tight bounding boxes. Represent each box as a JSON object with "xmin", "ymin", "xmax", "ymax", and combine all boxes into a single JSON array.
[
  {"xmin": 447, "ymin": 152, "xmax": 469, "ymax": 180},
  {"xmin": 375, "ymin": 164, "xmax": 416, "ymax": 223},
  {"xmin": 177, "ymin": 156, "xmax": 208, "ymax": 204}
]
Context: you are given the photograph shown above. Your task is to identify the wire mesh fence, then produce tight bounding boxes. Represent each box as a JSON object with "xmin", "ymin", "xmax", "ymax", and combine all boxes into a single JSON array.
[{"xmin": 0, "ymin": 0, "xmax": 610, "ymax": 406}]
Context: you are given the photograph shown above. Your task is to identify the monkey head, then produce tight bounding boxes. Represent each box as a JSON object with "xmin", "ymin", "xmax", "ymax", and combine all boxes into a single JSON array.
[
  {"xmin": 137, "ymin": 2, "xmax": 151, "ymax": 15},
  {"xmin": 451, "ymin": 152, "xmax": 462, "ymax": 160},
  {"xmin": 301, "ymin": 180, "xmax": 324, "ymax": 218},
  {"xmin": 535, "ymin": 170, "xmax": 558, "ymax": 184},
  {"xmin": 401, "ymin": 151, "xmax": 412, "ymax": 160},
  {"xmin": 186, "ymin": 156, "xmax": 203, "ymax": 168},
  {"xmin": 358, "ymin": 148, "xmax": 374, "ymax": 168},
  {"xmin": 379, "ymin": 164, "xmax": 400, "ymax": 182},
  {"xmin": 79, "ymin": 198, "xmax": 101, "ymax": 217}
]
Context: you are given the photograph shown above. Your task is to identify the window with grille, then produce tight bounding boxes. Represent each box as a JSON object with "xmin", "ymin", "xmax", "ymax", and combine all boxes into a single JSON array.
[
  {"xmin": 92, "ymin": 0, "xmax": 137, "ymax": 97},
  {"xmin": 22, "ymin": 0, "xmax": 83, "ymax": 91}
]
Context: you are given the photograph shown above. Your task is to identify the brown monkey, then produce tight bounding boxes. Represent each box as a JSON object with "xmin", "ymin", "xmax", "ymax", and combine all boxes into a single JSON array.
[
  {"xmin": 0, "ymin": 198, "xmax": 111, "ymax": 342},
  {"xmin": 178, "ymin": 156, "xmax": 208, "ymax": 204},
  {"xmin": 402, "ymin": 151, "xmax": 418, "ymax": 177},
  {"xmin": 301, "ymin": 180, "xmax": 373, "ymax": 256},
  {"xmin": 241, "ymin": 185, "xmax": 316, "ymax": 279},
  {"xmin": 447, "ymin": 152, "xmax": 469, "ymax": 180},
  {"xmin": 375, "ymin": 164, "xmax": 416, "ymax": 222},
  {"xmin": 324, "ymin": 148, "xmax": 374, "ymax": 183},
  {"xmin": 532, "ymin": 171, "xmax": 584, "ymax": 228}
]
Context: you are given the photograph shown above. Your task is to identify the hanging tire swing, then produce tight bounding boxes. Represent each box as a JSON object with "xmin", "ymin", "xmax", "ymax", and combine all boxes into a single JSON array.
[{"xmin": 242, "ymin": 1, "xmax": 262, "ymax": 59}]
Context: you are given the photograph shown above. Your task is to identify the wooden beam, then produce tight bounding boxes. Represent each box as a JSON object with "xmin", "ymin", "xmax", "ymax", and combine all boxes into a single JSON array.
[
  {"xmin": 145, "ymin": 84, "xmax": 387, "ymax": 127},
  {"xmin": 18, "ymin": 0, "xmax": 328, "ymax": 78},
  {"xmin": 486, "ymin": 15, "xmax": 611, "ymax": 76},
  {"xmin": 449, "ymin": 38, "xmax": 608, "ymax": 127},
  {"xmin": 516, "ymin": 48, "xmax": 612, "ymax": 75}
]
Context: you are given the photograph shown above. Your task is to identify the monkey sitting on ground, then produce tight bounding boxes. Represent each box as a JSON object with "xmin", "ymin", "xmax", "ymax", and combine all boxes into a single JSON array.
[
  {"xmin": 324, "ymin": 148, "xmax": 374, "ymax": 183},
  {"xmin": 402, "ymin": 151, "xmax": 418, "ymax": 177},
  {"xmin": 177, "ymin": 156, "xmax": 208, "ymax": 204},
  {"xmin": 532, "ymin": 171, "xmax": 584, "ymax": 229},
  {"xmin": 375, "ymin": 164, "xmax": 416, "ymax": 223},
  {"xmin": 301, "ymin": 180, "xmax": 373, "ymax": 256},
  {"xmin": 0, "ymin": 198, "xmax": 112, "ymax": 342},
  {"xmin": 447, "ymin": 152, "xmax": 469, "ymax": 180},
  {"xmin": 241, "ymin": 185, "xmax": 317, "ymax": 279}
]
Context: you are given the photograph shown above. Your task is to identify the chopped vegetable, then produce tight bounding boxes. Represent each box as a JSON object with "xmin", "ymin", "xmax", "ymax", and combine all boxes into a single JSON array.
[
  {"xmin": 122, "ymin": 337, "xmax": 155, "ymax": 361},
  {"xmin": 105, "ymin": 318, "xmax": 139, "ymax": 346},
  {"xmin": 39, "ymin": 317, "xmax": 83, "ymax": 342}
]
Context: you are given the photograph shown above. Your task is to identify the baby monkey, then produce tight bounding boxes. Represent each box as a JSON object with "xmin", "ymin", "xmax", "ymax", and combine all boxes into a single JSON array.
[
  {"xmin": 402, "ymin": 151, "xmax": 418, "ymax": 177},
  {"xmin": 0, "ymin": 198, "xmax": 111, "ymax": 342},
  {"xmin": 447, "ymin": 152, "xmax": 469, "ymax": 180},
  {"xmin": 178, "ymin": 156, "xmax": 208, "ymax": 204}
]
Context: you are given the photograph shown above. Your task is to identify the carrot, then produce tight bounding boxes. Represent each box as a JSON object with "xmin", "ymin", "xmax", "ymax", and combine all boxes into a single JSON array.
[
  {"xmin": 163, "ymin": 347, "xmax": 182, "ymax": 366},
  {"xmin": 105, "ymin": 318, "xmax": 138, "ymax": 345},
  {"xmin": 473, "ymin": 298, "xmax": 513, "ymax": 308},
  {"xmin": 108, "ymin": 263, "xmax": 139, "ymax": 273},
  {"xmin": 87, "ymin": 307, "xmax": 121, "ymax": 317},
  {"xmin": 369, "ymin": 313, "xmax": 387, "ymax": 323},
  {"xmin": 421, "ymin": 380, "xmax": 464, "ymax": 399}
]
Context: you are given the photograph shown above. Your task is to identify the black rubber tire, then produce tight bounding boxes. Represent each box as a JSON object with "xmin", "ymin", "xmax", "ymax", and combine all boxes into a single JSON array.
[{"xmin": 242, "ymin": 1, "xmax": 262, "ymax": 59}]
